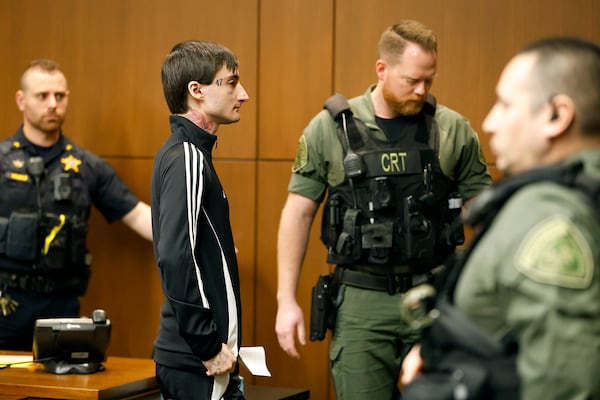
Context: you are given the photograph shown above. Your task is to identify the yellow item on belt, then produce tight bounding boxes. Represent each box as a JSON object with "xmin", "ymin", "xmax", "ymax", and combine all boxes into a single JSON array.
[{"xmin": 43, "ymin": 214, "xmax": 66, "ymax": 255}]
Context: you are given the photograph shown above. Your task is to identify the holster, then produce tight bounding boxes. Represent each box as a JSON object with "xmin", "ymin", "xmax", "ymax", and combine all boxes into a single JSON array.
[{"xmin": 309, "ymin": 272, "xmax": 340, "ymax": 341}]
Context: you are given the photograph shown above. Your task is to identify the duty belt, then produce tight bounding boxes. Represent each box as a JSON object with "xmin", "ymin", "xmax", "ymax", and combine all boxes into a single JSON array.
[
  {"xmin": 339, "ymin": 267, "xmax": 431, "ymax": 295},
  {"xmin": 0, "ymin": 271, "xmax": 85, "ymax": 294}
]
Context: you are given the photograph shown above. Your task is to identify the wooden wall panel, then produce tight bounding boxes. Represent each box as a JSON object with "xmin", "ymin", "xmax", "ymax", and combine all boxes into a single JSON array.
[
  {"xmin": 79, "ymin": 158, "xmax": 157, "ymax": 357},
  {"xmin": 254, "ymin": 161, "xmax": 332, "ymax": 399},
  {"xmin": 0, "ymin": 0, "xmax": 258, "ymax": 160},
  {"xmin": 1, "ymin": 1, "xmax": 600, "ymax": 399},
  {"xmin": 256, "ymin": 2, "xmax": 335, "ymax": 397},
  {"xmin": 258, "ymin": 0, "xmax": 334, "ymax": 160}
]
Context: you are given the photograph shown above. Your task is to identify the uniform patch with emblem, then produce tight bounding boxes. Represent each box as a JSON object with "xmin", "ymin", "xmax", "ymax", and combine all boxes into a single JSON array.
[
  {"xmin": 12, "ymin": 159, "xmax": 25, "ymax": 169},
  {"xmin": 292, "ymin": 136, "xmax": 308, "ymax": 172},
  {"xmin": 515, "ymin": 215, "xmax": 594, "ymax": 289}
]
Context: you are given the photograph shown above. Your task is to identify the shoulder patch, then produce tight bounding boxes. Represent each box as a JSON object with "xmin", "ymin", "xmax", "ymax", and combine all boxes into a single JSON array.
[
  {"xmin": 292, "ymin": 136, "xmax": 308, "ymax": 172},
  {"xmin": 515, "ymin": 215, "xmax": 594, "ymax": 289}
]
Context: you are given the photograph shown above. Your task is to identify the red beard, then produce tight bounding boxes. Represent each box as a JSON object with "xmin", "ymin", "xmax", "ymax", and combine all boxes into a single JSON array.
[{"xmin": 382, "ymin": 85, "xmax": 426, "ymax": 116}]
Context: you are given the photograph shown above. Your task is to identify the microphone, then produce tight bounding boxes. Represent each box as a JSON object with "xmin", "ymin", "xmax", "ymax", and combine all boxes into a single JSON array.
[{"xmin": 26, "ymin": 156, "xmax": 44, "ymax": 179}]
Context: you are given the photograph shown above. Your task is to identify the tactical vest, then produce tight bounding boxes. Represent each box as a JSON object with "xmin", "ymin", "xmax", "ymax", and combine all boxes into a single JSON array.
[
  {"xmin": 320, "ymin": 94, "xmax": 464, "ymax": 272},
  {"xmin": 0, "ymin": 136, "xmax": 91, "ymax": 278},
  {"xmin": 404, "ymin": 160, "xmax": 600, "ymax": 400}
]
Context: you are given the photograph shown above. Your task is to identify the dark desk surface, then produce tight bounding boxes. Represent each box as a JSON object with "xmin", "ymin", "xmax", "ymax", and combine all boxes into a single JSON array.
[
  {"xmin": 127, "ymin": 385, "xmax": 310, "ymax": 400},
  {"xmin": 245, "ymin": 385, "xmax": 310, "ymax": 400},
  {"xmin": 128, "ymin": 385, "xmax": 310, "ymax": 400}
]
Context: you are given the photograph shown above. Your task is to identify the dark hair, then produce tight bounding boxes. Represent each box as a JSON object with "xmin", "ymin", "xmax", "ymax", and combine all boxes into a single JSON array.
[
  {"xmin": 21, "ymin": 59, "xmax": 63, "ymax": 90},
  {"xmin": 378, "ymin": 20, "xmax": 437, "ymax": 63},
  {"xmin": 520, "ymin": 36, "xmax": 600, "ymax": 135},
  {"xmin": 161, "ymin": 40, "xmax": 239, "ymax": 114}
]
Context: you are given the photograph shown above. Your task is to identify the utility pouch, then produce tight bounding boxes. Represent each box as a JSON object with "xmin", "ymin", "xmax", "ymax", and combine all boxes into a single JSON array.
[
  {"xmin": 69, "ymin": 218, "xmax": 89, "ymax": 266},
  {"xmin": 336, "ymin": 209, "xmax": 362, "ymax": 259},
  {"xmin": 442, "ymin": 193, "xmax": 465, "ymax": 247},
  {"xmin": 402, "ymin": 196, "xmax": 435, "ymax": 261},
  {"xmin": 362, "ymin": 220, "xmax": 393, "ymax": 264},
  {"xmin": 310, "ymin": 274, "xmax": 335, "ymax": 341},
  {"xmin": 0, "ymin": 217, "xmax": 8, "ymax": 254},
  {"xmin": 6, "ymin": 212, "xmax": 39, "ymax": 261}
]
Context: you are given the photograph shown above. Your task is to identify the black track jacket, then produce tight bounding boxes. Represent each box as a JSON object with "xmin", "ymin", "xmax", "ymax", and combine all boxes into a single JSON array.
[{"xmin": 151, "ymin": 116, "xmax": 242, "ymax": 374}]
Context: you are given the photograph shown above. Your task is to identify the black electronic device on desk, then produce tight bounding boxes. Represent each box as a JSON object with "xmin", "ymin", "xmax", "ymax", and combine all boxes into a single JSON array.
[{"xmin": 32, "ymin": 309, "xmax": 111, "ymax": 374}]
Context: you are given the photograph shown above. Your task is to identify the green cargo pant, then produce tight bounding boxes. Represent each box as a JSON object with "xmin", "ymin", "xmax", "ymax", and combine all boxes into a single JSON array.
[{"xmin": 329, "ymin": 285, "xmax": 420, "ymax": 400}]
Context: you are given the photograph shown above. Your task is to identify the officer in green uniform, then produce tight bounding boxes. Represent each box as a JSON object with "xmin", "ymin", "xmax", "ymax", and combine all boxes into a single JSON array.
[
  {"xmin": 275, "ymin": 20, "xmax": 491, "ymax": 399},
  {"xmin": 401, "ymin": 37, "xmax": 600, "ymax": 400}
]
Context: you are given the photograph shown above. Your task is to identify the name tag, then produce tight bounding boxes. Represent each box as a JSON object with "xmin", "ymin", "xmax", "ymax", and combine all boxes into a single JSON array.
[
  {"xmin": 361, "ymin": 149, "xmax": 435, "ymax": 177},
  {"xmin": 9, "ymin": 172, "xmax": 30, "ymax": 182}
]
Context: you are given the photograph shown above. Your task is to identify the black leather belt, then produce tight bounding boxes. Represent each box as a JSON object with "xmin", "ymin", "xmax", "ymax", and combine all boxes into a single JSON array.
[
  {"xmin": 0, "ymin": 271, "xmax": 86, "ymax": 294},
  {"xmin": 339, "ymin": 268, "xmax": 430, "ymax": 295}
]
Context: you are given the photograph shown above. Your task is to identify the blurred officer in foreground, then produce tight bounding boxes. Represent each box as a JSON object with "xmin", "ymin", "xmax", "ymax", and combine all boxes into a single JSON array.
[
  {"xmin": 401, "ymin": 36, "xmax": 600, "ymax": 400},
  {"xmin": 0, "ymin": 59, "xmax": 152, "ymax": 351}
]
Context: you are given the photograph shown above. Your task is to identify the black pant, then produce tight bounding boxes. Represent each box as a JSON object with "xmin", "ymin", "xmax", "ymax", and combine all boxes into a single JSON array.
[
  {"xmin": 156, "ymin": 363, "xmax": 245, "ymax": 400},
  {"xmin": 0, "ymin": 289, "xmax": 79, "ymax": 351}
]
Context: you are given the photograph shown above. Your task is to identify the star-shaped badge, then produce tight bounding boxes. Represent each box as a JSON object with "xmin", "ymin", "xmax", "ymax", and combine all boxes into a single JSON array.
[{"xmin": 61, "ymin": 154, "xmax": 82, "ymax": 173}]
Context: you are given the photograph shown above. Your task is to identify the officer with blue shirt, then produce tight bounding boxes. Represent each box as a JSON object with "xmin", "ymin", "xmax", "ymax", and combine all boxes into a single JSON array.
[{"xmin": 0, "ymin": 59, "xmax": 152, "ymax": 351}]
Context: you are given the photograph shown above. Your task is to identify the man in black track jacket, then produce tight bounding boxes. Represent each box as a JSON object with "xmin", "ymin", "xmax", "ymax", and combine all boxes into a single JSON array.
[{"xmin": 151, "ymin": 40, "xmax": 249, "ymax": 400}]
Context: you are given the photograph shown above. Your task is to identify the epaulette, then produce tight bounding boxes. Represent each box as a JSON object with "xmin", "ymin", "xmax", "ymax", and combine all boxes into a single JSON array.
[{"xmin": 0, "ymin": 139, "xmax": 15, "ymax": 155}]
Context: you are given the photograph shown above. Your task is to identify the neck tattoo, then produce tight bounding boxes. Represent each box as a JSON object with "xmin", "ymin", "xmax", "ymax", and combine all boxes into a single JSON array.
[{"xmin": 184, "ymin": 110, "xmax": 215, "ymax": 132}]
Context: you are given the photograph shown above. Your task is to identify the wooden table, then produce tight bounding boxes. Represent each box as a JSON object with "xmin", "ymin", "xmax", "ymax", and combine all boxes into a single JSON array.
[
  {"xmin": 0, "ymin": 353, "xmax": 309, "ymax": 400},
  {"xmin": 0, "ymin": 355, "xmax": 157, "ymax": 399}
]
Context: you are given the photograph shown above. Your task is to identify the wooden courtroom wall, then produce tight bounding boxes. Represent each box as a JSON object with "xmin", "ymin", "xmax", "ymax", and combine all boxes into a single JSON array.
[{"xmin": 1, "ymin": 1, "xmax": 598, "ymax": 398}]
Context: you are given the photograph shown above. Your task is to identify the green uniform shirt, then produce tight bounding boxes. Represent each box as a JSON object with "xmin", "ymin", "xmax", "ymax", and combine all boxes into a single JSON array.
[
  {"xmin": 289, "ymin": 86, "xmax": 492, "ymax": 202},
  {"xmin": 455, "ymin": 150, "xmax": 600, "ymax": 399}
]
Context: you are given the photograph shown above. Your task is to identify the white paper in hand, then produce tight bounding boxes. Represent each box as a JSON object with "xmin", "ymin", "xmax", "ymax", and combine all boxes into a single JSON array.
[{"xmin": 239, "ymin": 346, "xmax": 271, "ymax": 377}]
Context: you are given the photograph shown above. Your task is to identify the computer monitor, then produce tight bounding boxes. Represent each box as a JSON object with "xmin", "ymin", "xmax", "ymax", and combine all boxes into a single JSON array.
[{"xmin": 32, "ymin": 309, "xmax": 111, "ymax": 374}]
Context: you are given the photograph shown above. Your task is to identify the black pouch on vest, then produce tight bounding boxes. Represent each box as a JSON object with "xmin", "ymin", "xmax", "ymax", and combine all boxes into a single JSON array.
[
  {"xmin": 6, "ymin": 212, "xmax": 39, "ymax": 261},
  {"xmin": 0, "ymin": 216, "xmax": 8, "ymax": 254},
  {"xmin": 69, "ymin": 218, "xmax": 89, "ymax": 266}
]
